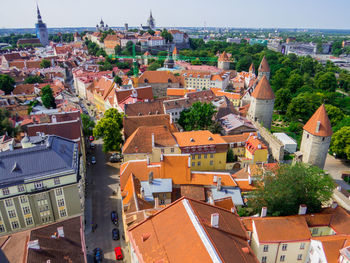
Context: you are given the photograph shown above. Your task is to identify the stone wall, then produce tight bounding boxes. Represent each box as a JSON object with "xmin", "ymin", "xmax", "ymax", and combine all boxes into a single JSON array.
[{"xmin": 252, "ymin": 120, "xmax": 284, "ymax": 162}]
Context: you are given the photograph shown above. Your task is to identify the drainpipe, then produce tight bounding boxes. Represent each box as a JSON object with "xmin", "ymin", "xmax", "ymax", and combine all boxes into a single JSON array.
[{"xmin": 274, "ymin": 242, "xmax": 281, "ymax": 263}]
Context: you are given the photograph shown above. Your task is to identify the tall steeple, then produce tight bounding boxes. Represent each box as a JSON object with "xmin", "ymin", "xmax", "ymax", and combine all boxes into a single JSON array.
[
  {"xmin": 37, "ymin": 4, "xmax": 43, "ymax": 23},
  {"xmin": 35, "ymin": 4, "xmax": 49, "ymax": 46},
  {"xmin": 147, "ymin": 10, "xmax": 155, "ymax": 29}
]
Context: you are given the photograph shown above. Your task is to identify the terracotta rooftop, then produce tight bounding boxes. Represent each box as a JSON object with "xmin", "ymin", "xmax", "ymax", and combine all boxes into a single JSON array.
[
  {"xmin": 312, "ymin": 235, "xmax": 350, "ymax": 263},
  {"xmin": 222, "ymin": 132, "xmax": 257, "ymax": 144},
  {"xmin": 124, "ymin": 100, "xmax": 164, "ymax": 117},
  {"xmin": 218, "ymin": 51, "xmax": 230, "ymax": 62},
  {"xmin": 249, "ymin": 63, "xmax": 255, "ymax": 73},
  {"xmin": 138, "ymin": 71, "xmax": 179, "ymax": 84},
  {"xmin": 128, "ymin": 197, "xmax": 258, "ymax": 263},
  {"xmin": 303, "ymin": 104, "xmax": 333, "ymax": 137},
  {"xmin": 180, "ymin": 185, "xmax": 205, "ymax": 201},
  {"xmin": 258, "ymin": 56, "xmax": 270, "ymax": 72},
  {"xmin": 173, "ymin": 130, "xmax": 226, "ymax": 147},
  {"xmin": 245, "ymin": 135, "xmax": 267, "ymax": 154},
  {"xmin": 251, "ymin": 75, "xmax": 275, "ymax": 100}
]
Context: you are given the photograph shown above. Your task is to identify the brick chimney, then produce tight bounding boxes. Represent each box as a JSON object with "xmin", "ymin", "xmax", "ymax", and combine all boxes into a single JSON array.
[
  {"xmin": 261, "ymin": 207, "xmax": 267, "ymax": 217},
  {"xmin": 211, "ymin": 213, "xmax": 219, "ymax": 228},
  {"xmin": 298, "ymin": 204, "xmax": 307, "ymax": 215}
]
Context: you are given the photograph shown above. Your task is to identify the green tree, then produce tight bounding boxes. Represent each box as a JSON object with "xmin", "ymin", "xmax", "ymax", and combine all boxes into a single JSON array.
[
  {"xmin": 286, "ymin": 73, "xmax": 303, "ymax": 93},
  {"xmin": 324, "ymin": 104, "xmax": 345, "ymax": 127},
  {"xmin": 286, "ymin": 92, "xmax": 322, "ymax": 122},
  {"xmin": 330, "ymin": 126, "xmax": 350, "ymax": 160},
  {"xmin": 0, "ymin": 108, "xmax": 16, "ymax": 136},
  {"xmin": 226, "ymin": 148, "xmax": 234, "ymax": 163},
  {"xmin": 41, "ymin": 85, "xmax": 56, "ymax": 109},
  {"xmin": 0, "ymin": 74, "xmax": 15, "ymax": 95},
  {"xmin": 236, "ymin": 55, "xmax": 252, "ymax": 72},
  {"xmin": 249, "ymin": 163, "xmax": 335, "ymax": 216},
  {"xmin": 24, "ymin": 75, "xmax": 43, "ymax": 84},
  {"xmin": 93, "ymin": 108, "xmax": 124, "ymax": 152},
  {"xmin": 147, "ymin": 62, "xmax": 161, "ymax": 71},
  {"xmin": 161, "ymin": 29, "xmax": 173, "ymax": 44},
  {"xmin": 333, "ymin": 116, "xmax": 350, "ymax": 133},
  {"xmin": 40, "ymin": 59, "xmax": 51, "ymax": 69},
  {"xmin": 178, "ymin": 102, "xmax": 216, "ymax": 131},
  {"xmin": 271, "ymin": 68, "xmax": 289, "ymax": 91},
  {"xmin": 114, "ymin": 76, "xmax": 122, "ymax": 86},
  {"xmin": 114, "ymin": 45, "xmax": 122, "ymax": 55},
  {"xmin": 275, "ymin": 88, "xmax": 292, "ymax": 113},
  {"xmin": 122, "ymin": 41, "xmax": 134, "ymax": 56},
  {"xmin": 315, "ymin": 72, "xmax": 337, "ymax": 92},
  {"xmin": 81, "ymin": 114, "xmax": 95, "ymax": 137}
]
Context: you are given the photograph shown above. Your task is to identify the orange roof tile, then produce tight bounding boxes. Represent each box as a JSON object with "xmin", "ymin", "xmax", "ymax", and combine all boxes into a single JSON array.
[
  {"xmin": 172, "ymin": 47, "xmax": 178, "ymax": 55},
  {"xmin": 138, "ymin": 71, "xmax": 179, "ymax": 84},
  {"xmin": 167, "ymin": 88, "xmax": 187, "ymax": 97},
  {"xmin": 214, "ymin": 197, "xmax": 235, "ymax": 211},
  {"xmin": 249, "ymin": 63, "xmax": 255, "ymax": 72},
  {"xmin": 245, "ymin": 135, "xmax": 267, "ymax": 154},
  {"xmin": 251, "ymin": 75, "xmax": 275, "ymax": 100},
  {"xmin": 222, "ymin": 132, "xmax": 256, "ymax": 144},
  {"xmin": 312, "ymin": 235, "xmax": 350, "ymax": 263},
  {"xmin": 258, "ymin": 56, "xmax": 270, "ymax": 72},
  {"xmin": 173, "ymin": 130, "xmax": 226, "ymax": 147},
  {"xmin": 303, "ymin": 104, "xmax": 333, "ymax": 137},
  {"xmin": 218, "ymin": 51, "xmax": 230, "ymax": 62}
]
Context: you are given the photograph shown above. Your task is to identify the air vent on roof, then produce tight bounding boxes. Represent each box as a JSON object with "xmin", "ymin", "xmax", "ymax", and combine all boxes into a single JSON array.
[{"xmin": 12, "ymin": 162, "xmax": 21, "ymax": 173}]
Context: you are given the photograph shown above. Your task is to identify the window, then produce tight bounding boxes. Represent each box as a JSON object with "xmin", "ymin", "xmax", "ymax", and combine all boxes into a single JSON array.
[
  {"xmin": 197, "ymin": 161, "xmax": 201, "ymax": 166},
  {"xmin": 5, "ymin": 199, "xmax": 13, "ymax": 207},
  {"xmin": 307, "ymin": 134, "xmax": 309, "ymax": 139},
  {"xmin": 163, "ymin": 193, "xmax": 167, "ymax": 198},
  {"xmin": 57, "ymin": 199, "xmax": 65, "ymax": 207},
  {"xmin": 192, "ymin": 162, "xmax": 195, "ymax": 167},
  {"xmin": 204, "ymin": 154, "xmax": 207, "ymax": 159},
  {"xmin": 55, "ymin": 188, "xmax": 63, "ymax": 196},
  {"xmin": 59, "ymin": 209, "xmax": 67, "ymax": 217},
  {"xmin": 26, "ymin": 217, "xmax": 33, "ymax": 225},
  {"xmin": 11, "ymin": 221, "xmax": 19, "ymax": 229},
  {"xmin": 54, "ymin": 178, "xmax": 60, "ymax": 185},
  {"xmin": 160, "ymin": 199, "xmax": 165, "ymax": 205},
  {"xmin": 210, "ymin": 154, "xmax": 214, "ymax": 158},
  {"xmin": 210, "ymin": 160, "xmax": 214, "ymax": 165},
  {"xmin": 17, "ymin": 185, "xmax": 25, "ymax": 192},
  {"xmin": 263, "ymin": 245, "xmax": 269, "ymax": 252},
  {"xmin": 197, "ymin": 154, "xmax": 201, "ymax": 159},
  {"xmin": 280, "ymin": 255, "xmax": 285, "ymax": 262},
  {"xmin": 322, "ymin": 137, "xmax": 325, "ymax": 141},
  {"xmin": 282, "ymin": 244, "xmax": 287, "ymax": 251},
  {"xmin": 300, "ymin": 243, "xmax": 305, "ymax": 250},
  {"xmin": 0, "ymin": 225, "xmax": 5, "ymax": 232},
  {"xmin": 39, "ymin": 205, "xmax": 49, "ymax": 212},
  {"xmin": 312, "ymin": 228, "xmax": 319, "ymax": 235},
  {"xmin": 262, "ymin": 256, "xmax": 267, "ymax": 263},
  {"xmin": 34, "ymin": 181, "xmax": 43, "ymax": 189},
  {"xmin": 297, "ymin": 254, "xmax": 302, "ymax": 261},
  {"xmin": 171, "ymin": 148, "xmax": 174, "ymax": 153},
  {"xmin": 23, "ymin": 206, "xmax": 31, "ymax": 215},
  {"xmin": 20, "ymin": 196, "xmax": 27, "ymax": 203},
  {"xmin": 2, "ymin": 188, "xmax": 10, "ymax": 196},
  {"xmin": 8, "ymin": 210, "xmax": 16, "ymax": 218}
]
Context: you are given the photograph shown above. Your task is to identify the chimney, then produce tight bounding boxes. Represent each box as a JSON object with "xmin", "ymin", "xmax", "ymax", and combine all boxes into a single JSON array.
[
  {"xmin": 261, "ymin": 207, "xmax": 267, "ymax": 217},
  {"xmin": 151, "ymin": 133, "xmax": 155, "ymax": 148},
  {"xmin": 231, "ymin": 207, "xmax": 236, "ymax": 214},
  {"xmin": 298, "ymin": 204, "xmax": 307, "ymax": 215},
  {"xmin": 57, "ymin": 226, "xmax": 64, "ymax": 238},
  {"xmin": 258, "ymin": 144, "xmax": 261, "ymax": 149},
  {"xmin": 148, "ymin": 171, "xmax": 153, "ymax": 184},
  {"xmin": 141, "ymin": 187, "xmax": 145, "ymax": 198},
  {"xmin": 315, "ymin": 121, "xmax": 321, "ymax": 133},
  {"xmin": 27, "ymin": 240, "xmax": 40, "ymax": 250},
  {"xmin": 188, "ymin": 156, "xmax": 191, "ymax": 168},
  {"xmin": 248, "ymin": 175, "xmax": 252, "ymax": 185},
  {"xmin": 9, "ymin": 142, "xmax": 14, "ymax": 151},
  {"xmin": 154, "ymin": 197, "xmax": 159, "ymax": 208},
  {"xmin": 242, "ymin": 247, "xmax": 250, "ymax": 254},
  {"xmin": 208, "ymin": 196, "xmax": 214, "ymax": 205},
  {"xmin": 160, "ymin": 154, "xmax": 163, "ymax": 161},
  {"xmin": 51, "ymin": 115, "xmax": 57, "ymax": 123},
  {"xmin": 217, "ymin": 177, "xmax": 222, "ymax": 191},
  {"xmin": 147, "ymin": 157, "xmax": 150, "ymax": 165},
  {"xmin": 331, "ymin": 202, "xmax": 338, "ymax": 209},
  {"xmin": 245, "ymin": 165, "xmax": 248, "ymax": 172},
  {"xmin": 211, "ymin": 213, "xmax": 219, "ymax": 228}
]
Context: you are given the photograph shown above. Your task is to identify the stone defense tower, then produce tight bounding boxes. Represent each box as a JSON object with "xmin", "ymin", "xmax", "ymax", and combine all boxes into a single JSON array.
[
  {"xmin": 217, "ymin": 51, "xmax": 230, "ymax": 70},
  {"xmin": 172, "ymin": 47, "xmax": 179, "ymax": 61},
  {"xmin": 249, "ymin": 63, "xmax": 255, "ymax": 75},
  {"xmin": 300, "ymin": 104, "xmax": 332, "ymax": 169},
  {"xmin": 248, "ymin": 75, "xmax": 275, "ymax": 129},
  {"xmin": 258, "ymin": 56, "xmax": 270, "ymax": 81},
  {"xmin": 35, "ymin": 4, "xmax": 49, "ymax": 46}
]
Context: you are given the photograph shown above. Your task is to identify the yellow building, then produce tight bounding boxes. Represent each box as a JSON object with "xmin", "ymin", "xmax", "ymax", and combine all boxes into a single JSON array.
[
  {"xmin": 91, "ymin": 77, "xmax": 115, "ymax": 114},
  {"xmin": 173, "ymin": 130, "xmax": 228, "ymax": 171},
  {"xmin": 122, "ymin": 125, "xmax": 181, "ymax": 162},
  {"xmin": 244, "ymin": 135, "xmax": 268, "ymax": 164}
]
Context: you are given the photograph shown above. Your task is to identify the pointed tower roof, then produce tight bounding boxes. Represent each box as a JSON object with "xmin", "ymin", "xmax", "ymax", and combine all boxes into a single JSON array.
[
  {"xmin": 144, "ymin": 51, "xmax": 151, "ymax": 56},
  {"xmin": 172, "ymin": 47, "xmax": 178, "ymax": 55},
  {"xmin": 303, "ymin": 104, "xmax": 333, "ymax": 137},
  {"xmin": 249, "ymin": 63, "xmax": 255, "ymax": 73},
  {"xmin": 36, "ymin": 4, "xmax": 43, "ymax": 23},
  {"xmin": 251, "ymin": 75, "xmax": 275, "ymax": 100},
  {"xmin": 218, "ymin": 51, "xmax": 229, "ymax": 62},
  {"xmin": 258, "ymin": 56, "xmax": 270, "ymax": 72}
]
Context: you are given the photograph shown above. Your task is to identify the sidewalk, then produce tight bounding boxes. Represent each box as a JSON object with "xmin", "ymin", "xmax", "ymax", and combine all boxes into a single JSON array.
[{"xmin": 324, "ymin": 154, "xmax": 350, "ymax": 191}]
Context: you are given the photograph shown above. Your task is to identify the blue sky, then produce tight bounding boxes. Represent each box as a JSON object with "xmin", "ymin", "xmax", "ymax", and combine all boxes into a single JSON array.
[{"xmin": 1, "ymin": 0, "xmax": 349, "ymax": 29}]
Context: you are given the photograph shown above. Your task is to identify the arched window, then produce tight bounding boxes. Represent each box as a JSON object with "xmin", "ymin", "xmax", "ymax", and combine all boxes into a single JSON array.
[
  {"xmin": 144, "ymin": 79, "xmax": 148, "ymax": 83},
  {"xmin": 168, "ymin": 79, "xmax": 172, "ymax": 83}
]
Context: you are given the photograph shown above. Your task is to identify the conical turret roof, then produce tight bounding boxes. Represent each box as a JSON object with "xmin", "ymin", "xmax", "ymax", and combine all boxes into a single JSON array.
[
  {"xmin": 258, "ymin": 56, "xmax": 270, "ymax": 72},
  {"xmin": 303, "ymin": 104, "xmax": 333, "ymax": 137},
  {"xmin": 218, "ymin": 51, "xmax": 229, "ymax": 62},
  {"xmin": 249, "ymin": 63, "xmax": 255, "ymax": 73},
  {"xmin": 251, "ymin": 75, "xmax": 275, "ymax": 100},
  {"xmin": 172, "ymin": 47, "xmax": 178, "ymax": 55}
]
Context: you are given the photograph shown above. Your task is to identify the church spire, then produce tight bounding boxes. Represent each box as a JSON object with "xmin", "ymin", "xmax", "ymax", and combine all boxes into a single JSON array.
[{"xmin": 37, "ymin": 4, "xmax": 43, "ymax": 23}]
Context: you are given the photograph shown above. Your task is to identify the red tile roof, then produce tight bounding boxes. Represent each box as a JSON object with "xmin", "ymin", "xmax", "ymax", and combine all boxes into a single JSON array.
[
  {"xmin": 251, "ymin": 75, "xmax": 275, "ymax": 100},
  {"xmin": 138, "ymin": 71, "xmax": 179, "ymax": 84},
  {"xmin": 303, "ymin": 104, "xmax": 333, "ymax": 137},
  {"xmin": 258, "ymin": 56, "xmax": 270, "ymax": 72}
]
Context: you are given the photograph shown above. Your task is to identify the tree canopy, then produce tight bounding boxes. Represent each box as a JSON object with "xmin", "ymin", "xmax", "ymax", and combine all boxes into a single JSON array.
[
  {"xmin": 178, "ymin": 102, "xmax": 217, "ymax": 131},
  {"xmin": 40, "ymin": 59, "xmax": 51, "ymax": 69},
  {"xmin": 249, "ymin": 163, "xmax": 335, "ymax": 216},
  {"xmin": 0, "ymin": 74, "xmax": 15, "ymax": 95},
  {"xmin": 161, "ymin": 29, "xmax": 173, "ymax": 44},
  {"xmin": 24, "ymin": 75, "xmax": 43, "ymax": 84},
  {"xmin": 330, "ymin": 126, "xmax": 350, "ymax": 160},
  {"xmin": 0, "ymin": 109, "xmax": 16, "ymax": 136},
  {"xmin": 81, "ymin": 114, "xmax": 95, "ymax": 137},
  {"xmin": 41, "ymin": 85, "xmax": 56, "ymax": 109},
  {"xmin": 93, "ymin": 108, "xmax": 124, "ymax": 152},
  {"xmin": 324, "ymin": 104, "xmax": 345, "ymax": 127}
]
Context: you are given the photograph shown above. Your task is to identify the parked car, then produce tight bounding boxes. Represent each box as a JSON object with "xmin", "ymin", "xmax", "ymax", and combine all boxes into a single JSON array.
[
  {"xmin": 110, "ymin": 153, "xmax": 122, "ymax": 163},
  {"xmin": 111, "ymin": 211, "xmax": 118, "ymax": 224},
  {"xmin": 91, "ymin": 156, "xmax": 96, "ymax": 164},
  {"xmin": 90, "ymin": 142, "xmax": 96, "ymax": 149},
  {"xmin": 112, "ymin": 228, "xmax": 120, "ymax": 240},
  {"xmin": 114, "ymin": 247, "xmax": 123, "ymax": 260},
  {"xmin": 93, "ymin": 247, "xmax": 103, "ymax": 262}
]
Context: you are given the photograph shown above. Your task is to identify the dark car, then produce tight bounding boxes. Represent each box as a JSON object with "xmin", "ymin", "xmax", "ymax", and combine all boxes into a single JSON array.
[
  {"xmin": 112, "ymin": 228, "xmax": 120, "ymax": 240},
  {"xmin": 110, "ymin": 153, "xmax": 122, "ymax": 163},
  {"xmin": 93, "ymin": 247, "xmax": 103, "ymax": 262},
  {"xmin": 111, "ymin": 211, "xmax": 118, "ymax": 224},
  {"xmin": 114, "ymin": 247, "xmax": 123, "ymax": 260}
]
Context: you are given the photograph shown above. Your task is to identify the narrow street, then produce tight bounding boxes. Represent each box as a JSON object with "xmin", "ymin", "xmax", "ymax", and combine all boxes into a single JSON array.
[{"xmin": 85, "ymin": 139, "xmax": 130, "ymax": 262}]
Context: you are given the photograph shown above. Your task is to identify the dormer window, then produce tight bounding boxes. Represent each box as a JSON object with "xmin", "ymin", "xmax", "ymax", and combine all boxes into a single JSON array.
[
  {"xmin": 208, "ymin": 137, "xmax": 213, "ymax": 141},
  {"xmin": 190, "ymin": 138, "xmax": 195, "ymax": 142}
]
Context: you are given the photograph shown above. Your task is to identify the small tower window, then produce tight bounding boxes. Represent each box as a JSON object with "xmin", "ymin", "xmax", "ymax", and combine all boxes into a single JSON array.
[
  {"xmin": 307, "ymin": 134, "xmax": 309, "ymax": 139},
  {"xmin": 322, "ymin": 137, "xmax": 325, "ymax": 141}
]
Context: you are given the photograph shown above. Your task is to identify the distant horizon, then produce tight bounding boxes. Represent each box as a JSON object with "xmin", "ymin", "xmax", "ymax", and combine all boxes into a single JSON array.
[{"xmin": 1, "ymin": 0, "xmax": 350, "ymax": 30}]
